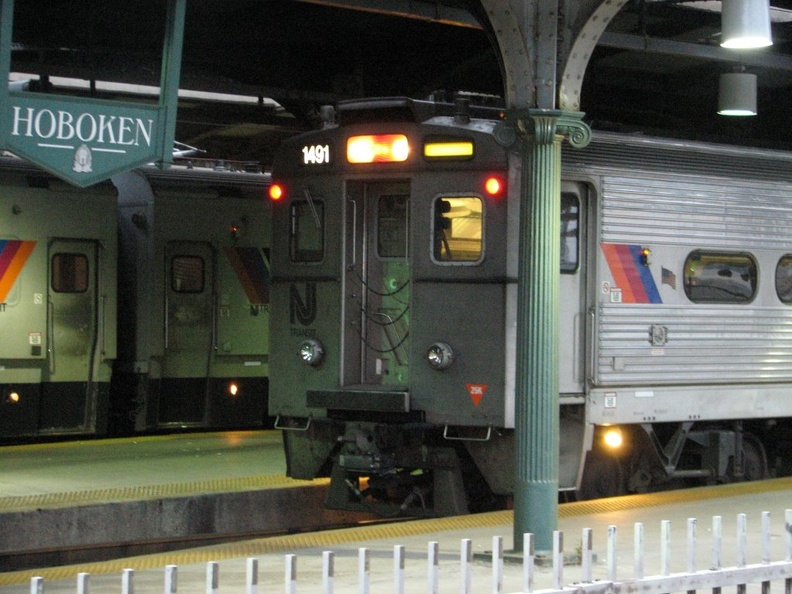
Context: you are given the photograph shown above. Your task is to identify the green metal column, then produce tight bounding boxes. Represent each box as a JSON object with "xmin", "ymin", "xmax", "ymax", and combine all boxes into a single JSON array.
[
  {"xmin": 503, "ymin": 108, "xmax": 590, "ymax": 552},
  {"xmin": 157, "ymin": 0, "xmax": 187, "ymax": 168},
  {"xmin": 0, "ymin": 0, "xmax": 15, "ymax": 148}
]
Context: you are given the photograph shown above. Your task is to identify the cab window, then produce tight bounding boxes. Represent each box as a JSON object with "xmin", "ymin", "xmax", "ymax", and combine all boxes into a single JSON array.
[
  {"xmin": 432, "ymin": 195, "xmax": 483, "ymax": 263},
  {"xmin": 684, "ymin": 251, "xmax": 757, "ymax": 303},
  {"xmin": 290, "ymin": 199, "xmax": 325, "ymax": 263}
]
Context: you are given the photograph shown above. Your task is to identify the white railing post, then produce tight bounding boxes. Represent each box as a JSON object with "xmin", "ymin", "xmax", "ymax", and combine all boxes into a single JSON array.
[
  {"xmin": 359, "ymin": 547, "xmax": 370, "ymax": 594},
  {"xmin": 394, "ymin": 544, "xmax": 405, "ymax": 594},
  {"xmin": 607, "ymin": 525, "xmax": 617, "ymax": 583},
  {"xmin": 323, "ymin": 551, "xmax": 334, "ymax": 594},
  {"xmin": 634, "ymin": 522, "xmax": 644, "ymax": 580},
  {"xmin": 77, "ymin": 572, "xmax": 90, "ymax": 594},
  {"xmin": 523, "ymin": 533, "xmax": 535, "ymax": 594},
  {"xmin": 712, "ymin": 515, "xmax": 723, "ymax": 594},
  {"xmin": 165, "ymin": 565, "xmax": 177, "ymax": 594},
  {"xmin": 247, "ymin": 558, "xmax": 259, "ymax": 594},
  {"xmin": 687, "ymin": 518, "xmax": 697, "ymax": 594},
  {"xmin": 761, "ymin": 512, "xmax": 771, "ymax": 594},
  {"xmin": 428, "ymin": 541, "xmax": 439, "ymax": 594},
  {"xmin": 122, "ymin": 568, "xmax": 134, "ymax": 594},
  {"xmin": 206, "ymin": 561, "xmax": 219, "ymax": 594},
  {"xmin": 661, "ymin": 519, "xmax": 671, "ymax": 577},
  {"xmin": 581, "ymin": 528, "xmax": 593, "ymax": 583},
  {"xmin": 492, "ymin": 536, "xmax": 503, "ymax": 594},
  {"xmin": 30, "ymin": 576, "xmax": 43, "ymax": 594},
  {"xmin": 461, "ymin": 538, "xmax": 472, "ymax": 594},
  {"xmin": 737, "ymin": 513, "xmax": 747, "ymax": 594},
  {"xmin": 552, "ymin": 531, "xmax": 563, "ymax": 590},
  {"xmin": 786, "ymin": 509, "xmax": 792, "ymax": 594},
  {"xmin": 285, "ymin": 554, "xmax": 297, "ymax": 594}
]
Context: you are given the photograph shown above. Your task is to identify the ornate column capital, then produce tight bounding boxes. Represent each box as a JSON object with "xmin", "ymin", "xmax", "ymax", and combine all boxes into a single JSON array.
[{"xmin": 494, "ymin": 109, "xmax": 591, "ymax": 148}]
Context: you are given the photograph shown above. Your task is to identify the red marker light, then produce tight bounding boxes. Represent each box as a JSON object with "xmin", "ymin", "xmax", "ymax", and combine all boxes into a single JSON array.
[
  {"xmin": 269, "ymin": 184, "xmax": 284, "ymax": 201},
  {"xmin": 484, "ymin": 177, "xmax": 503, "ymax": 196}
]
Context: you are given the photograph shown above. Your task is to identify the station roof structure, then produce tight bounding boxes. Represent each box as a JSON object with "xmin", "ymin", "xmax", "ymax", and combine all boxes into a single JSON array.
[{"xmin": 8, "ymin": 0, "xmax": 792, "ymax": 165}]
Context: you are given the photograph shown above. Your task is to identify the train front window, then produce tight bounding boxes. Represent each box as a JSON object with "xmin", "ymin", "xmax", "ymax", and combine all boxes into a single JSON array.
[
  {"xmin": 684, "ymin": 251, "xmax": 757, "ymax": 303},
  {"xmin": 51, "ymin": 253, "xmax": 88, "ymax": 293},
  {"xmin": 378, "ymin": 194, "xmax": 409, "ymax": 258},
  {"xmin": 432, "ymin": 196, "xmax": 483, "ymax": 263},
  {"xmin": 290, "ymin": 199, "xmax": 325, "ymax": 263}
]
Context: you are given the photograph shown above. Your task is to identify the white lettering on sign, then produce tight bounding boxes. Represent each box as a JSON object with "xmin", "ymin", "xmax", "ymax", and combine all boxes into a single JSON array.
[
  {"xmin": 301, "ymin": 144, "xmax": 330, "ymax": 165},
  {"xmin": 11, "ymin": 107, "xmax": 154, "ymax": 150}
]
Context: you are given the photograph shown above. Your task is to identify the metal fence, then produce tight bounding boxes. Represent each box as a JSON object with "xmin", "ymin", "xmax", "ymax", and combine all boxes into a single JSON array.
[{"xmin": 26, "ymin": 509, "xmax": 792, "ymax": 594}]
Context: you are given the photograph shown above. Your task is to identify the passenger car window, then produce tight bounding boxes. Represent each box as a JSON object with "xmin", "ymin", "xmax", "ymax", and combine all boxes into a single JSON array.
[
  {"xmin": 776, "ymin": 255, "xmax": 792, "ymax": 303},
  {"xmin": 290, "ymin": 199, "xmax": 325, "ymax": 263},
  {"xmin": 171, "ymin": 256, "xmax": 204, "ymax": 293},
  {"xmin": 432, "ymin": 195, "xmax": 483, "ymax": 263},
  {"xmin": 560, "ymin": 192, "xmax": 580, "ymax": 273},
  {"xmin": 684, "ymin": 251, "xmax": 757, "ymax": 303},
  {"xmin": 51, "ymin": 253, "xmax": 88, "ymax": 293}
]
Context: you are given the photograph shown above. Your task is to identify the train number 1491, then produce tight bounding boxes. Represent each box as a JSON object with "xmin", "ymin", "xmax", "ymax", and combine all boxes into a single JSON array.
[{"xmin": 302, "ymin": 144, "xmax": 330, "ymax": 165}]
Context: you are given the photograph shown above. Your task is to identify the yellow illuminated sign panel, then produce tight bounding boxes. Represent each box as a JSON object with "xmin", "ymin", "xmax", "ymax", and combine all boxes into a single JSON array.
[{"xmin": 423, "ymin": 141, "xmax": 474, "ymax": 158}]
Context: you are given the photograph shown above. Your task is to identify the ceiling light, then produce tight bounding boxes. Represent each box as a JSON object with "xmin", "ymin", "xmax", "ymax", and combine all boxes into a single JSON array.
[
  {"xmin": 721, "ymin": 0, "xmax": 773, "ymax": 49},
  {"xmin": 718, "ymin": 71, "xmax": 757, "ymax": 116}
]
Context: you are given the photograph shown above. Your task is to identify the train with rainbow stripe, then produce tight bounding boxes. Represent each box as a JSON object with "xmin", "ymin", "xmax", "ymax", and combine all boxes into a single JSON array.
[
  {"xmin": 266, "ymin": 96, "xmax": 792, "ymax": 514},
  {"xmin": 0, "ymin": 155, "xmax": 272, "ymax": 439}
]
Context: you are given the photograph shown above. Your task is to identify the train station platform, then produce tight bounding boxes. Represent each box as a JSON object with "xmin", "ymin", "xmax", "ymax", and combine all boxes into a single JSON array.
[
  {"xmin": 0, "ymin": 431, "xmax": 375, "ymax": 573},
  {"xmin": 1, "ymin": 432, "xmax": 791, "ymax": 594}
]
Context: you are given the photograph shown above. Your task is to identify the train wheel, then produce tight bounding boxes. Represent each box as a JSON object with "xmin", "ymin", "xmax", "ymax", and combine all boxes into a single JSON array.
[
  {"xmin": 740, "ymin": 434, "xmax": 768, "ymax": 481},
  {"xmin": 577, "ymin": 449, "xmax": 625, "ymax": 500}
]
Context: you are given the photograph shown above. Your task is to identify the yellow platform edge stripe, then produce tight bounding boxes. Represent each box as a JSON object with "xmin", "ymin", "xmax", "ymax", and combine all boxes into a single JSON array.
[{"xmin": 2, "ymin": 476, "xmax": 791, "ymax": 586}]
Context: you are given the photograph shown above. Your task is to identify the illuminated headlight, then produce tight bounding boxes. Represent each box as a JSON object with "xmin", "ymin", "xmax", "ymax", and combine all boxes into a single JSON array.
[
  {"xmin": 602, "ymin": 427, "xmax": 624, "ymax": 450},
  {"xmin": 426, "ymin": 342, "xmax": 454, "ymax": 370},
  {"xmin": 299, "ymin": 338, "xmax": 325, "ymax": 367}
]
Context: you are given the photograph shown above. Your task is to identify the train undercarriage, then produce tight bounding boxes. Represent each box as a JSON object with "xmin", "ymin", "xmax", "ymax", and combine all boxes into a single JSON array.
[{"xmin": 281, "ymin": 414, "xmax": 786, "ymax": 518}]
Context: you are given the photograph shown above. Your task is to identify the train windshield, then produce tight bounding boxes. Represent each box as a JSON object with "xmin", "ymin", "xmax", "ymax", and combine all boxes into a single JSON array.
[{"xmin": 432, "ymin": 196, "xmax": 482, "ymax": 262}]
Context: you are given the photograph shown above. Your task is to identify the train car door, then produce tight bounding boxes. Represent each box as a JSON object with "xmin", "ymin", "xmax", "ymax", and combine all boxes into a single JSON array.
[
  {"xmin": 558, "ymin": 183, "xmax": 587, "ymax": 395},
  {"xmin": 42, "ymin": 239, "xmax": 100, "ymax": 432},
  {"xmin": 344, "ymin": 181, "xmax": 411, "ymax": 388},
  {"xmin": 161, "ymin": 241, "xmax": 213, "ymax": 426}
]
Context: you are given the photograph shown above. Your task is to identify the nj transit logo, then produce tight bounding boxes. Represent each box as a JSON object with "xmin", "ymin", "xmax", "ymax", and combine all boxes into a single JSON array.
[{"xmin": 290, "ymin": 283, "xmax": 317, "ymax": 326}]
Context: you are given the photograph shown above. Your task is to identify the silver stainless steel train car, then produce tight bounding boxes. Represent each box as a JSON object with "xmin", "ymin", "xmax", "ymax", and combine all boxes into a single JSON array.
[
  {"xmin": 0, "ymin": 156, "xmax": 271, "ymax": 439},
  {"xmin": 267, "ymin": 96, "xmax": 792, "ymax": 516}
]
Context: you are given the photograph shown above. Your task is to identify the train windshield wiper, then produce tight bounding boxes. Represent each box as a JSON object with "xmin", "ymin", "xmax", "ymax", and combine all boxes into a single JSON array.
[{"xmin": 303, "ymin": 188, "xmax": 321, "ymax": 228}]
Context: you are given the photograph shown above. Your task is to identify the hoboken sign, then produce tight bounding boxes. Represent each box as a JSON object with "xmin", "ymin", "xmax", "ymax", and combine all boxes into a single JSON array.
[{"xmin": 5, "ymin": 92, "xmax": 162, "ymax": 187}]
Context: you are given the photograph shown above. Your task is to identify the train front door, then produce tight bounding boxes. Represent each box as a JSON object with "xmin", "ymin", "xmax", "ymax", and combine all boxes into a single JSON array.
[
  {"xmin": 559, "ymin": 184, "xmax": 587, "ymax": 395},
  {"xmin": 344, "ymin": 181, "xmax": 411, "ymax": 388},
  {"xmin": 43, "ymin": 239, "xmax": 101, "ymax": 432},
  {"xmin": 161, "ymin": 241, "xmax": 214, "ymax": 426}
]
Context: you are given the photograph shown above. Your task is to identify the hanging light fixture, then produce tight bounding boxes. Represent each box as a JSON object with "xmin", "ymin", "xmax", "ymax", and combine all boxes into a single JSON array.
[
  {"xmin": 718, "ymin": 71, "xmax": 757, "ymax": 116},
  {"xmin": 721, "ymin": 0, "xmax": 773, "ymax": 49}
]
